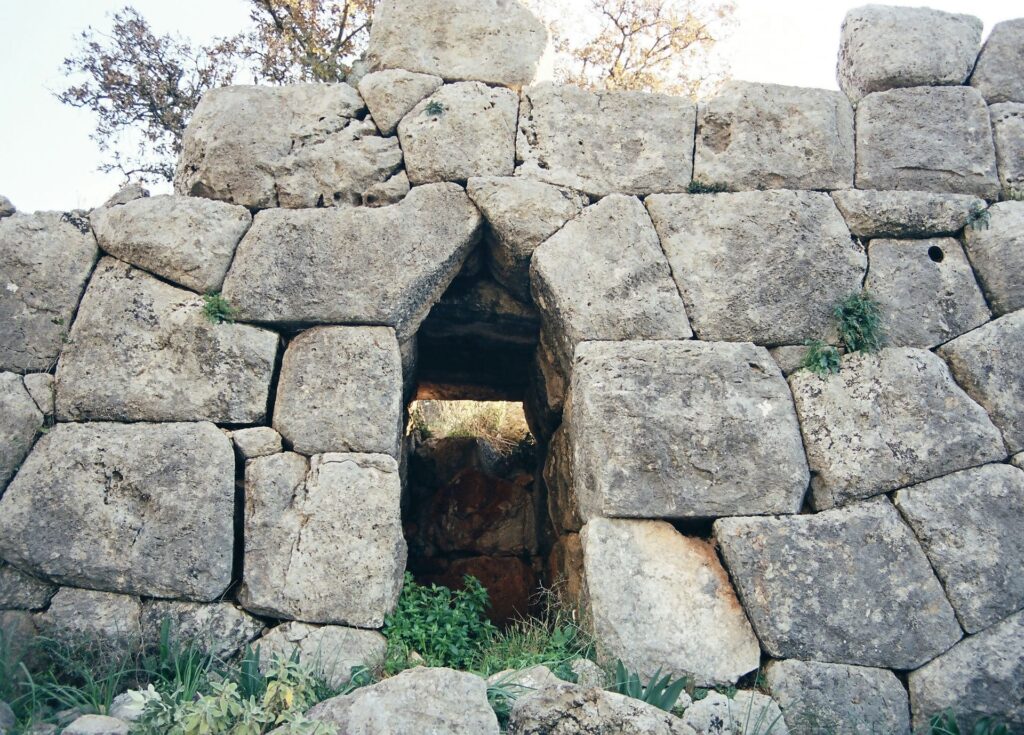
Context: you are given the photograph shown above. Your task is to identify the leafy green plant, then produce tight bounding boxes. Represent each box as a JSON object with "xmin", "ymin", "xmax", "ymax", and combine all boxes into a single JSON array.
[
  {"xmin": 424, "ymin": 100, "xmax": 445, "ymax": 116},
  {"xmin": 471, "ymin": 609, "xmax": 592, "ymax": 682},
  {"xmin": 928, "ymin": 710, "xmax": 1010, "ymax": 735},
  {"xmin": 609, "ymin": 661, "xmax": 689, "ymax": 713},
  {"xmin": 800, "ymin": 339, "xmax": 841, "ymax": 376},
  {"xmin": 687, "ymin": 179, "xmax": 729, "ymax": 194},
  {"xmin": 202, "ymin": 293, "xmax": 237, "ymax": 324},
  {"xmin": 834, "ymin": 292, "xmax": 884, "ymax": 354},
  {"xmin": 967, "ymin": 203, "xmax": 991, "ymax": 231}
]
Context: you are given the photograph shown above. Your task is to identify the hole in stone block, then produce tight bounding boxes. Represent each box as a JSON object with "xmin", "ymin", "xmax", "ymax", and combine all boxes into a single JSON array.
[{"xmin": 928, "ymin": 245, "xmax": 945, "ymax": 263}]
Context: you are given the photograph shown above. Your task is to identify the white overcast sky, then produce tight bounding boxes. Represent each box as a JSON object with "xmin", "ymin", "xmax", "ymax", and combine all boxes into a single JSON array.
[{"xmin": 0, "ymin": 0, "xmax": 1020, "ymax": 212}]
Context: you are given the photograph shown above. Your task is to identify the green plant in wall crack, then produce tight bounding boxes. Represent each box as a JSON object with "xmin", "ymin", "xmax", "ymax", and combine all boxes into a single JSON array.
[
  {"xmin": 202, "ymin": 293, "xmax": 237, "ymax": 324},
  {"xmin": 928, "ymin": 709, "xmax": 1010, "ymax": 735},
  {"xmin": 834, "ymin": 291, "xmax": 884, "ymax": 354},
  {"xmin": 800, "ymin": 339, "xmax": 841, "ymax": 376},
  {"xmin": 424, "ymin": 100, "xmax": 445, "ymax": 116},
  {"xmin": 687, "ymin": 179, "xmax": 729, "ymax": 194},
  {"xmin": 966, "ymin": 203, "xmax": 991, "ymax": 231},
  {"xmin": 609, "ymin": 661, "xmax": 689, "ymax": 713}
]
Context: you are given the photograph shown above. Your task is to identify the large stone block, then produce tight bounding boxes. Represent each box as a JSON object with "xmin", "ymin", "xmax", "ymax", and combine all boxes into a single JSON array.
[
  {"xmin": 908, "ymin": 610, "xmax": 1024, "ymax": 732},
  {"xmin": 831, "ymin": 190, "xmax": 983, "ymax": 238},
  {"xmin": 509, "ymin": 684, "xmax": 694, "ymax": 735},
  {"xmin": 357, "ymin": 69, "xmax": 442, "ymax": 136},
  {"xmin": 239, "ymin": 452, "xmax": 405, "ymax": 627},
  {"xmin": 141, "ymin": 601, "xmax": 264, "ymax": 659},
  {"xmin": 939, "ymin": 311, "xmax": 1024, "ymax": 453},
  {"xmin": 399, "ymin": 83, "xmax": 518, "ymax": 184},
  {"xmin": 0, "ymin": 422, "xmax": 235, "ymax": 601},
  {"xmin": 0, "ymin": 212, "xmax": 98, "ymax": 373},
  {"xmin": 365, "ymin": 0, "xmax": 548, "ymax": 88},
  {"xmin": 971, "ymin": 19, "xmax": 1024, "ymax": 104},
  {"xmin": 837, "ymin": 6, "xmax": 982, "ymax": 103},
  {"xmin": 694, "ymin": 82, "xmax": 854, "ymax": 191},
  {"xmin": 963, "ymin": 202, "xmax": 1024, "ymax": 315},
  {"xmin": 221, "ymin": 183, "xmax": 482, "ymax": 340},
  {"xmin": 0, "ymin": 563, "xmax": 56, "ymax": 611},
  {"xmin": 855, "ymin": 87, "xmax": 1000, "ymax": 198},
  {"xmin": 273, "ymin": 327, "xmax": 402, "ymax": 457},
  {"xmin": 895, "ymin": 464, "xmax": 1024, "ymax": 633},
  {"xmin": 864, "ymin": 237, "xmax": 990, "ymax": 348},
  {"xmin": 35, "ymin": 588, "xmax": 142, "ymax": 647},
  {"xmin": 90, "ymin": 195, "xmax": 251, "ymax": 294},
  {"xmin": 790, "ymin": 348, "xmax": 1005, "ymax": 509},
  {"xmin": 516, "ymin": 83, "xmax": 696, "ymax": 197},
  {"xmin": 569, "ymin": 340, "xmax": 808, "ymax": 519},
  {"xmin": 764, "ymin": 660, "xmax": 911, "ymax": 735},
  {"xmin": 0, "ymin": 372, "xmax": 41, "ymax": 490},
  {"xmin": 990, "ymin": 103, "xmax": 1024, "ymax": 198},
  {"xmin": 683, "ymin": 691, "xmax": 788, "ymax": 735},
  {"xmin": 175, "ymin": 84, "xmax": 403, "ymax": 209},
  {"xmin": 714, "ymin": 498, "xmax": 963, "ymax": 669},
  {"xmin": 55, "ymin": 258, "xmax": 279, "ymax": 424},
  {"xmin": 646, "ymin": 190, "xmax": 864, "ymax": 344},
  {"xmin": 530, "ymin": 196, "xmax": 692, "ymax": 373},
  {"xmin": 580, "ymin": 518, "xmax": 760, "ymax": 687},
  {"xmin": 256, "ymin": 622, "xmax": 386, "ymax": 689}
]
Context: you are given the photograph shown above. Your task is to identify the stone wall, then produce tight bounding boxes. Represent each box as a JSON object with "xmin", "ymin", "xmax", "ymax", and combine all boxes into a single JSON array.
[{"xmin": 1, "ymin": 1, "xmax": 1023, "ymax": 731}]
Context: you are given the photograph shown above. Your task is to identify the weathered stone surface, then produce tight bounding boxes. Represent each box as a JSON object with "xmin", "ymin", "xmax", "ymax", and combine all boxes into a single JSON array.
[
  {"xmin": 21, "ymin": 373, "xmax": 53, "ymax": 416},
  {"xmin": 790, "ymin": 348, "xmax": 1005, "ymax": 509},
  {"xmin": 221, "ymin": 183, "xmax": 482, "ymax": 340},
  {"xmin": 768, "ymin": 345, "xmax": 819, "ymax": 377},
  {"xmin": 517, "ymin": 83, "xmax": 696, "ymax": 197},
  {"xmin": 865, "ymin": 237, "xmax": 990, "ymax": 348},
  {"xmin": 63, "ymin": 715, "xmax": 130, "ymax": 735},
  {"xmin": 909, "ymin": 610, "xmax": 1024, "ymax": 732},
  {"xmin": 831, "ymin": 189, "xmax": 983, "ymax": 237},
  {"xmin": 0, "ymin": 211, "xmax": 98, "ymax": 373},
  {"xmin": 466, "ymin": 177, "xmax": 587, "ymax": 302},
  {"xmin": 895, "ymin": 464, "xmax": 1024, "ymax": 633},
  {"xmin": 239, "ymin": 452, "xmax": 405, "ymax": 627},
  {"xmin": 531, "ymin": 196, "xmax": 692, "ymax": 373},
  {"xmin": 307, "ymin": 667, "xmax": 499, "ymax": 734},
  {"xmin": 694, "ymin": 82, "xmax": 854, "ymax": 191},
  {"xmin": 544, "ymin": 426, "xmax": 581, "ymax": 534},
  {"xmin": 990, "ymin": 103, "xmax": 1024, "ymax": 198},
  {"xmin": 55, "ymin": 259, "xmax": 279, "ymax": 423},
  {"xmin": 714, "ymin": 498, "xmax": 963, "ymax": 669},
  {"xmin": 764, "ymin": 659, "xmax": 910, "ymax": 735},
  {"xmin": 855, "ymin": 87, "xmax": 1000, "ymax": 198},
  {"xmin": 509, "ymin": 684, "xmax": 695, "ymax": 735},
  {"xmin": 141, "ymin": 601, "xmax": 264, "ymax": 659},
  {"xmin": 175, "ymin": 84, "xmax": 403, "ymax": 209},
  {"xmin": 0, "ymin": 563, "xmax": 56, "ymax": 610},
  {"xmin": 232, "ymin": 426, "xmax": 282, "ymax": 459},
  {"xmin": 487, "ymin": 664, "xmax": 562, "ymax": 692},
  {"xmin": 365, "ymin": 0, "xmax": 548, "ymax": 88},
  {"xmin": 0, "ymin": 196, "xmax": 14, "ymax": 218},
  {"xmin": 1015, "ymin": 453, "xmax": 1024, "ymax": 470},
  {"xmin": 548, "ymin": 533, "xmax": 584, "ymax": 606},
  {"xmin": 569, "ymin": 341, "xmax": 808, "ymax": 519},
  {"xmin": 683, "ymin": 691, "xmax": 788, "ymax": 735},
  {"xmin": 581, "ymin": 518, "xmax": 760, "ymax": 686},
  {"xmin": 362, "ymin": 168, "xmax": 410, "ymax": 207},
  {"xmin": 0, "ymin": 422, "xmax": 234, "ymax": 600},
  {"xmin": 971, "ymin": 19, "xmax": 1024, "ymax": 104},
  {"xmin": 0, "ymin": 610, "xmax": 36, "ymax": 675},
  {"xmin": 90, "ymin": 195, "xmax": 251, "ymax": 294},
  {"xmin": 0, "ymin": 372, "xmax": 41, "ymax": 489},
  {"xmin": 273, "ymin": 327, "xmax": 402, "ymax": 457},
  {"xmin": 837, "ymin": 5, "xmax": 982, "ymax": 103},
  {"xmin": 35, "ymin": 588, "xmax": 142, "ymax": 645},
  {"xmin": 646, "ymin": 190, "xmax": 864, "ymax": 344},
  {"xmin": 399, "ymin": 83, "xmax": 518, "ymax": 184},
  {"xmin": 939, "ymin": 312, "xmax": 1024, "ymax": 453},
  {"xmin": 963, "ymin": 202, "xmax": 1024, "ymax": 316},
  {"xmin": 99, "ymin": 182, "xmax": 149, "ymax": 209},
  {"xmin": 357, "ymin": 69, "xmax": 443, "ymax": 135},
  {"xmin": 257, "ymin": 622, "xmax": 386, "ymax": 689}
]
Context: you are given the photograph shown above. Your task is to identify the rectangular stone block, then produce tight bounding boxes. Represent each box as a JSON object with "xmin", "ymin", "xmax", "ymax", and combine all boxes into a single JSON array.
[
  {"xmin": 831, "ymin": 189, "xmax": 983, "ymax": 238},
  {"xmin": 990, "ymin": 103, "xmax": 1024, "ymax": 198},
  {"xmin": 963, "ymin": 202, "xmax": 1024, "ymax": 316}
]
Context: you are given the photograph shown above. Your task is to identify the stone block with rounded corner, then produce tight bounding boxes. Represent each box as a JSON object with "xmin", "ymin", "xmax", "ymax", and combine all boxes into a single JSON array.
[
  {"xmin": 357, "ymin": 69, "xmax": 442, "ymax": 136},
  {"xmin": 963, "ymin": 202, "xmax": 1024, "ymax": 316},
  {"xmin": 831, "ymin": 190, "xmax": 983, "ymax": 238},
  {"xmin": 714, "ymin": 498, "xmax": 962, "ymax": 670},
  {"xmin": 971, "ymin": 19, "xmax": 1024, "ymax": 104}
]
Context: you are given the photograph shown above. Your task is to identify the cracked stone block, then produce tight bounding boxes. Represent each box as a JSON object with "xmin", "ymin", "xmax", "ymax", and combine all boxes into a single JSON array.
[
  {"xmin": 963, "ymin": 202, "xmax": 1024, "ymax": 316},
  {"xmin": 256, "ymin": 622, "xmax": 386, "ymax": 689},
  {"xmin": 0, "ymin": 422, "xmax": 235, "ymax": 601},
  {"xmin": 715, "ymin": 497, "xmax": 963, "ymax": 669},
  {"xmin": 0, "ymin": 372, "xmax": 41, "ymax": 491},
  {"xmin": 831, "ymin": 190, "xmax": 983, "ymax": 238},
  {"xmin": 990, "ymin": 103, "xmax": 1024, "ymax": 198},
  {"xmin": 357, "ymin": 69, "xmax": 443, "ymax": 135},
  {"xmin": 140, "ymin": 601, "xmax": 264, "ymax": 659},
  {"xmin": 971, "ymin": 19, "xmax": 1024, "ymax": 104},
  {"xmin": 21, "ymin": 373, "xmax": 53, "ymax": 417}
]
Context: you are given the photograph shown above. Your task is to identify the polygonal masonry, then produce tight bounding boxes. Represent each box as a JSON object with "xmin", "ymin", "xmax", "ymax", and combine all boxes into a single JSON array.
[
  {"xmin": 963, "ymin": 202, "xmax": 1024, "ymax": 316},
  {"xmin": 970, "ymin": 19, "xmax": 1024, "ymax": 104},
  {"xmin": 357, "ymin": 69, "xmax": 443, "ymax": 136},
  {"xmin": 830, "ymin": 190, "xmax": 983, "ymax": 238},
  {"xmin": 990, "ymin": 103, "xmax": 1024, "ymax": 198},
  {"xmin": 0, "ymin": 372, "xmax": 41, "ymax": 491},
  {"xmin": 35, "ymin": 588, "xmax": 142, "ymax": 648}
]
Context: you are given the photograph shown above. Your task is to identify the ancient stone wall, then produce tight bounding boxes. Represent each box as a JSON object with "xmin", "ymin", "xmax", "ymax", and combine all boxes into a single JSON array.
[{"xmin": 1, "ymin": 1, "xmax": 1023, "ymax": 731}]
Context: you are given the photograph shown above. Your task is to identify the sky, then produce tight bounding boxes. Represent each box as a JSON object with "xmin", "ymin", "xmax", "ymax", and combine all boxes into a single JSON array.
[{"xmin": 0, "ymin": 0, "xmax": 1020, "ymax": 213}]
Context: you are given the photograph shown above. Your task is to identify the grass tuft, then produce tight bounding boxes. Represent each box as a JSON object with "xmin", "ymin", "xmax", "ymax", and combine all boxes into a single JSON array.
[
  {"xmin": 833, "ymin": 291, "xmax": 884, "ymax": 354},
  {"xmin": 202, "ymin": 293, "xmax": 237, "ymax": 324},
  {"xmin": 687, "ymin": 180, "xmax": 729, "ymax": 194},
  {"xmin": 800, "ymin": 339, "xmax": 841, "ymax": 376},
  {"xmin": 408, "ymin": 400, "xmax": 533, "ymax": 454}
]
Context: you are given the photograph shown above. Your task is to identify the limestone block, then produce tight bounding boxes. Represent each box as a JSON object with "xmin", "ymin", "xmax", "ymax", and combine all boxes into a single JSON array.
[
  {"xmin": 399, "ymin": 82, "xmax": 518, "ymax": 184},
  {"xmin": 221, "ymin": 183, "xmax": 482, "ymax": 340},
  {"xmin": 569, "ymin": 340, "xmax": 808, "ymax": 519},
  {"xmin": 257, "ymin": 622, "xmax": 386, "ymax": 689},
  {"xmin": 0, "ymin": 422, "xmax": 235, "ymax": 601},
  {"xmin": 0, "ymin": 196, "xmax": 14, "ymax": 218},
  {"xmin": 0, "ymin": 372, "xmax": 41, "ymax": 490},
  {"xmin": 35, "ymin": 588, "xmax": 142, "ymax": 646},
  {"xmin": 357, "ymin": 69, "xmax": 442, "ymax": 135},
  {"xmin": 517, "ymin": 83, "xmax": 696, "ymax": 197},
  {"xmin": 366, "ymin": 0, "xmax": 548, "ymax": 88},
  {"xmin": 714, "ymin": 498, "xmax": 963, "ymax": 669},
  {"xmin": 1015, "ymin": 453, "xmax": 1024, "ymax": 471},
  {"xmin": 175, "ymin": 84, "xmax": 403, "ymax": 209},
  {"xmin": 231, "ymin": 427, "xmax": 283, "ymax": 459},
  {"xmin": 273, "ymin": 327, "xmax": 402, "ymax": 457},
  {"xmin": 487, "ymin": 664, "xmax": 561, "ymax": 692},
  {"xmin": 837, "ymin": 6, "xmax": 982, "ymax": 103},
  {"xmin": 990, "ymin": 103, "xmax": 1024, "ymax": 198},
  {"xmin": 646, "ymin": 190, "xmax": 864, "ymax": 344},
  {"xmin": 694, "ymin": 82, "xmax": 854, "ymax": 191},
  {"xmin": 0, "ymin": 211, "xmax": 98, "ymax": 373},
  {"xmin": 466, "ymin": 177, "xmax": 587, "ymax": 302},
  {"xmin": 855, "ymin": 87, "xmax": 1000, "ymax": 198},
  {"xmin": 21, "ymin": 373, "xmax": 53, "ymax": 416},
  {"xmin": 530, "ymin": 196, "xmax": 692, "ymax": 373},
  {"xmin": 963, "ymin": 202, "xmax": 1024, "ymax": 315},
  {"xmin": 90, "ymin": 195, "xmax": 251, "ymax": 294},
  {"xmin": 864, "ymin": 238, "xmax": 990, "ymax": 348},
  {"xmin": 581, "ymin": 518, "xmax": 761, "ymax": 687},
  {"xmin": 509, "ymin": 684, "xmax": 694, "ymax": 735},
  {"xmin": 790, "ymin": 348, "xmax": 1005, "ymax": 509},
  {"xmin": 362, "ymin": 168, "xmax": 409, "ymax": 207},
  {"xmin": 831, "ymin": 189, "xmax": 983, "ymax": 237},
  {"xmin": 908, "ymin": 610, "xmax": 1024, "ymax": 732},
  {"xmin": 971, "ymin": 19, "xmax": 1024, "ymax": 104},
  {"xmin": 764, "ymin": 660, "xmax": 911, "ymax": 735},
  {"xmin": 99, "ymin": 182, "xmax": 148, "ymax": 209},
  {"xmin": 768, "ymin": 346, "xmax": 819, "ymax": 377},
  {"xmin": 63, "ymin": 715, "xmax": 130, "ymax": 735},
  {"xmin": 140, "ymin": 601, "xmax": 264, "ymax": 659},
  {"xmin": 939, "ymin": 311, "xmax": 1024, "ymax": 453},
  {"xmin": 239, "ymin": 452, "xmax": 405, "ymax": 627},
  {"xmin": 683, "ymin": 691, "xmax": 788, "ymax": 735},
  {"xmin": 544, "ymin": 425, "xmax": 581, "ymax": 534},
  {"xmin": 894, "ymin": 464, "xmax": 1024, "ymax": 633},
  {"xmin": 55, "ymin": 259, "xmax": 279, "ymax": 423},
  {"xmin": 0, "ymin": 563, "xmax": 56, "ymax": 610}
]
